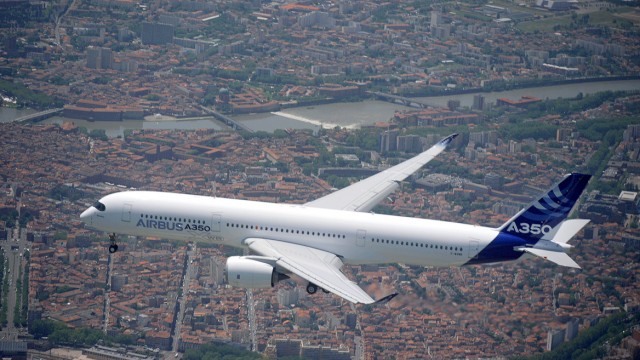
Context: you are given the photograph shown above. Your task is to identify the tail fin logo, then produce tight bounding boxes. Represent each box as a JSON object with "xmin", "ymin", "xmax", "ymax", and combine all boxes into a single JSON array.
[
  {"xmin": 506, "ymin": 222, "xmax": 552, "ymax": 235},
  {"xmin": 500, "ymin": 173, "xmax": 591, "ymax": 242}
]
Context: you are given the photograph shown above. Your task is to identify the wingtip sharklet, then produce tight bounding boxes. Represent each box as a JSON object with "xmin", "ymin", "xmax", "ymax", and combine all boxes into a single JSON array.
[
  {"xmin": 374, "ymin": 292, "xmax": 399, "ymax": 304},
  {"xmin": 438, "ymin": 133, "xmax": 459, "ymax": 147}
]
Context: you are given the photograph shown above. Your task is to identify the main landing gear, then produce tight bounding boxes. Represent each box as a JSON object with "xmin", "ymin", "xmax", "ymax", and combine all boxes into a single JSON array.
[
  {"xmin": 306, "ymin": 282, "xmax": 330, "ymax": 295},
  {"xmin": 108, "ymin": 233, "xmax": 118, "ymax": 253}
]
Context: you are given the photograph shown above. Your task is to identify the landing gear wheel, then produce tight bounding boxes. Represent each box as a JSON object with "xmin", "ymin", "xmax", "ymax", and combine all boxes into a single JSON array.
[
  {"xmin": 108, "ymin": 233, "xmax": 118, "ymax": 253},
  {"xmin": 322, "ymin": 288, "xmax": 330, "ymax": 294},
  {"xmin": 306, "ymin": 283, "xmax": 318, "ymax": 294}
]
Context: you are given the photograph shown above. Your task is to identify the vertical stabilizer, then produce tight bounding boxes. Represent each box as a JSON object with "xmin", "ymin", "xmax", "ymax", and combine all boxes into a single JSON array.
[{"xmin": 499, "ymin": 173, "xmax": 591, "ymax": 244}]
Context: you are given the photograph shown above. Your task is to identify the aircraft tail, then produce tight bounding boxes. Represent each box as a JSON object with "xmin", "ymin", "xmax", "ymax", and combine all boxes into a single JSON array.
[
  {"xmin": 498, "ymin": 173, "xmax": 591, "ymax": 243},
  {"xmin": 499, "ymin": 173, "xmax": 591, "ymax": 268}
]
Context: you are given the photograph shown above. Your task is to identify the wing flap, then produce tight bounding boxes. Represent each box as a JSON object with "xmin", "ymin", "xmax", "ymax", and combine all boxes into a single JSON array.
[
  {"xmin": 245, "ymin": 238, "xmax": 375, "ymax": 304},
  {"xmin": 306, "ymin": 134, "xmax": 458, "ymax": 211}
]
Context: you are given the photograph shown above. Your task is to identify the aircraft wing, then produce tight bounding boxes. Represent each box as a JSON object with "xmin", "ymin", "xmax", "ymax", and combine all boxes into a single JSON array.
[
  {"xmin": 245, "ymin": 238, "xmax": 376, "ymax": 304},
  {"xmin": 305, "ymin": 133, "xmax": 458, "ymax": 212}
]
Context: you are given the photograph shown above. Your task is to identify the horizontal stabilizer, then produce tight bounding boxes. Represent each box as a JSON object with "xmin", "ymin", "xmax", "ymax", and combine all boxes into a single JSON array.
[
  {"xmin": 542, "ymin": 219, "xmax": 590, "ymax": 243},
  {"xmin": 522, "ymin": 248, "xmax": 581, "ymax": 269}
]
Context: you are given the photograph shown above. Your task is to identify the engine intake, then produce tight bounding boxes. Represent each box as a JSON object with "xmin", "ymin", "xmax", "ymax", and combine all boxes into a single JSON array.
[{"xmin": 226, "ymin": 256, "xmax": 287, "ymax": 289}]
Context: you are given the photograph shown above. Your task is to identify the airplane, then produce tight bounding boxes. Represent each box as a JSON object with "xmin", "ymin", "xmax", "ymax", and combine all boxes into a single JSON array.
[{"xmin": 80, "ymin": 133, "xmax": 592, "ymax": 304}]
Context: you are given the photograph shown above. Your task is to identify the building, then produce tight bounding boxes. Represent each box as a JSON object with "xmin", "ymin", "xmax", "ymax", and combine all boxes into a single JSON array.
[
  {"xmin": 447, "ymin": 99, "xmax": 461, "ymax": 111},
  {"xmin": 556, "ymin": 128, "xmax": 572, "ymax": 142},
  {"xmin": 141, "ymin": 22, "xmax": 174, "ymax": 45},
  {"xmin": 145, "ymin": 330, "xmax": 172, "ymax": 350},
  {"xmin": 536, "ymin": 0, "xmax": 577, "ymax": 10},
  {"xmin": 546, "ymin": 328, "xmax": 565, "ymax": 351},
  {"xmin": 484, "ymin": 173, "xmax": 503, "ymax": 190},
  {"xmin": 496, "ymin": 96, "xmax": 542, "ymax": 108},
  {"xmin": 0, "ymin": 341, "xmax": 27, "ymax": 360},
  {"xmin": 565, "ymin": 318, "xmax": 580, "ymax": 341},
  {"xmin": 277, "ymin": 288, "xmax": 300, "ymax": 306},
  {"xmin": 580, "ymin": 191, "xmax": 639, "ymax": 224},
  {"xmin": 111, "ymin": 273, "xmax": 128, "ymax": 291},
  {"xmin": 82, "ymin": 345, "xmax": 155, "ymax": 360},
  {"xmin": 274, "ymin": 339, "xmax": 302, "ymax": 358},
  {"xmin": 255, "ymin": 67, "xmax": 274, "ymax": 78},
  {"xmin": 86, "ymin": 47, "xmax": 101, "ymax": 69},
  {"xmin": 86, "ymin": 47, "xmax": 114, "ymax": 69},
  {"xmin": 301, "ymin": 344, "xmax": 350, "ymax": 360},
  {"xmin": 298, "ymin": 11, "xmax": 335, "ymax": 28},
  {"xmin": 469, "ymin": 130, "xmax": 498, "ymax": 146},
  {"xmin": 473, "ymin": 94, "xmax": 485, "ymax": 111},
  {"xmin": 430, "ymin": 11, "xmax": 442, "ymax": 29},
  {"xmin": 210, "ymin": 257, "xmax": 225, "ymax": 285},
  {"xmin": 623, "ymin": 124, "xmax": 640, "ymax": 141},
  {"xmin": 379, "ymin": 130, "xmax": 398, "ymax": 153},
  {"xmin": 415, "ymin": 178, "xmax": 450, "ymax": 193},
  {"xmin": 270, "ymin": 339, "xmax": 350, "ymax": 360},
  {"xmin": 100, "ymin": 47, "xmax": 113, "ymax": 69},
  {"xmin": 397, "ymin": 135, "xmax": 423, "ymax": 153}
]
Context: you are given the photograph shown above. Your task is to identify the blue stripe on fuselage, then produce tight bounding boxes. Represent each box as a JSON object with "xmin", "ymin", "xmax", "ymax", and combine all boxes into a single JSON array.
[{"xmin": 464, "ymin": 232, "xmax": 527, "ymax": 265}]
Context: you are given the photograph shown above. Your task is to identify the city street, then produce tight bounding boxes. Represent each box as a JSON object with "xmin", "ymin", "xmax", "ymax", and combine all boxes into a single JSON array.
[
  {"xmin": 171, "ymin": 243, "xmax": 196, "ymax": 355},
  {"xmin": 0, "ymin": 226, "xmax": 29, "ymax": 341}
]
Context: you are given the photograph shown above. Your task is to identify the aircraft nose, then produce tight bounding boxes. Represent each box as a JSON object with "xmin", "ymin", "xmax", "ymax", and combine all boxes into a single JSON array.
[{"xmin": 80, "ymin": 208, "xmax": 94, "ymax": 225}]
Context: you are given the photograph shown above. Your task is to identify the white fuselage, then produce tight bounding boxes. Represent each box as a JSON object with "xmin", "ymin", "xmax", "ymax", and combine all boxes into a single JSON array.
[{"xmin": 82, "ymin": 191, "xmax": 498, "ymax": 267}]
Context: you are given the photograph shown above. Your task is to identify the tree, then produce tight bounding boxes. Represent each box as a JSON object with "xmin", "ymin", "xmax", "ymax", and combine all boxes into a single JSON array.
[
  {"xmin": 88, "ymin": 129, "xmax": 108, "ymax": 141},
  {"xmin": 183, "ymin": 343, "xmax": 262, "ymax": 360}
]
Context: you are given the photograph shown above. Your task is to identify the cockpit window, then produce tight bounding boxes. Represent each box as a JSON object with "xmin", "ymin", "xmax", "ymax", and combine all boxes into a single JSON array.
[{"xmin": 93, "ymin": 201, "xmax": 106, "ymax": 211}]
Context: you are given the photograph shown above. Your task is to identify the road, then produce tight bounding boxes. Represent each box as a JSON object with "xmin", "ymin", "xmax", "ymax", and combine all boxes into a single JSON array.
[
  {"xmin": 172, "ymin": 243, "xmax": 196, "ymax": 353},
  {"xmin": 104, "ymin": 249, "xmax": 114, "ymax": 332},
  {"xmin": 0, "ymin": 226, "xmax": 30, "ymax": 341},
  {"xmin": 247, "ymin": 289, "xmax": 257, "ymax": 351},
  {"xmin": 352, "ymin": 303, "xmax": 364, "ymax": 360},
  {"xmin": 54, "ymin": 0, "xmax": 77, "ymax": 49}
]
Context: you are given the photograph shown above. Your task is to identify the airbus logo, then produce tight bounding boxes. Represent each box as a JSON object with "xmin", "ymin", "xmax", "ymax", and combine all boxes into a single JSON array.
[{"xmin": 136, "ymin": 219, "xmax": 211, "ymax": 232}]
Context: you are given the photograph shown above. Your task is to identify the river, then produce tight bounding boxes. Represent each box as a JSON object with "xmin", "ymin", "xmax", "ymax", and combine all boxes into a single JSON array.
[{"xmin": 1, "ymin": 79, "xmax": 638, "ymax": 137}]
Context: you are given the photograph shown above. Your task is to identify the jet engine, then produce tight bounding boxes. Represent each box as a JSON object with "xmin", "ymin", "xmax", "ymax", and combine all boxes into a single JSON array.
[{"xmin": 226, "ymin": 256, "xmax": 288, "ymax": 288}]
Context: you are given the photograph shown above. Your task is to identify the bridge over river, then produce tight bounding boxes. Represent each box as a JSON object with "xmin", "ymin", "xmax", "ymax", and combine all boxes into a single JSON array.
[
  {"xmin": 367, "ymin": 91, "xmax": 433, "ymax": 109},
  {"xmin": 11, "ymin": 108, "xmax": 63, "ymax": 123}
]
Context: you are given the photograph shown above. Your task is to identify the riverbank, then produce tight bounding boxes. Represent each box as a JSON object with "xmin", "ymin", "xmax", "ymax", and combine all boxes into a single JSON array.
[
  {"xmin": 2, "ymin": 78, "xmax": 639, "ymax": 136},
  {"xmin": 238, "ymin": 75, "xmax": 640, "ymax": 114},
  {"xmin": 395, "ymin": 75, "xmax": 640, "ymax": 98}
]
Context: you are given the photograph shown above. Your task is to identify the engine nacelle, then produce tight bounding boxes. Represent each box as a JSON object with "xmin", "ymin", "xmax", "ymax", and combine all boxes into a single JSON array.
[{"xmin": 226, "ymin": 256, "xmax": 280, "ymax": 289}]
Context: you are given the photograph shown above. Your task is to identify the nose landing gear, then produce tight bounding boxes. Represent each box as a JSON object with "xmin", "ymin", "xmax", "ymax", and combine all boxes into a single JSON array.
[{"xmin": 108, "ymin": 233, "xmax": 118, "ymax": 253}]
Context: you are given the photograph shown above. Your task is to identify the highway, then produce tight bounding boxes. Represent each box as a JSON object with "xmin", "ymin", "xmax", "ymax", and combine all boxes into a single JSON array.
[
  {"xmin": 104, "ymin": 249, "xmax": 114, "ymax": 332},
  {"xmin": 247, "ymin": 289, "xmax": 257, "ymax": 352},
  {"xmin": 172, "ymin": 243, "xmax": 196, "ymax": 354},
  {"xmin": 0, "ymin": 226, "xmax": 30, "ymax": 341}
]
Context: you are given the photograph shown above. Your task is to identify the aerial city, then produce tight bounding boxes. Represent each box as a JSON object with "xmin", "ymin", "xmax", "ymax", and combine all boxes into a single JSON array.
[{"xmin": 0, "ymin": 0, "xmax": 639, "ymax": 358}]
